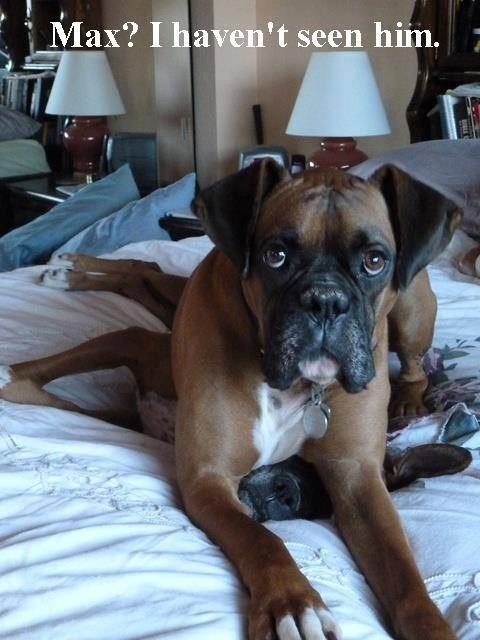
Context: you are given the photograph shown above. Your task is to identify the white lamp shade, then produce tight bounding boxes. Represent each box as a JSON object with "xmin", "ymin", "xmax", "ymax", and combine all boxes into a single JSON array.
[
  {"xmin": 46, "ymin": 51, "xmax": 125, "ymax": 116},
  {"xmin": 286, "ymin": 51, "xmax": 390, "ymax": 138}
]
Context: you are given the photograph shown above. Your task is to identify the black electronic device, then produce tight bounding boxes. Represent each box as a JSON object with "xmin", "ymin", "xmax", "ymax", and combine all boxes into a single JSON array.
[{"xmin": 106, "ymin": 133, "xmax": 158, "ymax": 195}]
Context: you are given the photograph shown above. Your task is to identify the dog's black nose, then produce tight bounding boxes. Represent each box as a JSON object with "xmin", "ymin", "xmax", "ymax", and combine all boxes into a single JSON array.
[{"xmin": 300, "ymin": 283, "xmax": 350, "ymax": 318}]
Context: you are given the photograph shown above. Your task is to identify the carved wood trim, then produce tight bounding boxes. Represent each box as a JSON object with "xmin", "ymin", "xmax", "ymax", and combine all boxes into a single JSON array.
[
  {"xmin": 0, "ymin": 0, "xmax": 29, "ymax": 71},
  {"xmin": 0, "ymin": 0, "xmax": 102, "ymax": 69},
  {"xmin": 58, "ymin": 0, "xmax": 102, "ymax": 37}
]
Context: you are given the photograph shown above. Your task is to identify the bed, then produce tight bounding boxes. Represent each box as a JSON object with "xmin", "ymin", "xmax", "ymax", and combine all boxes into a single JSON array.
[
  {"xmin": 0, "ymin": 232, "xmax": 478, "ymax": 639},
  {"xmin": 0, "ymin": 139, "xmax": 50, "ymax": 179}
]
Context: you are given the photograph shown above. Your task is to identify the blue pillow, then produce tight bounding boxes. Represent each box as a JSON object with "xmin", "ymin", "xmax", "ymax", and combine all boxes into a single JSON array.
[
  {"xmin": 0, "ymin": 164, "xmax": 140, "ymax": 272},
  {"xmin": 55, "ymin": 172, "xmax": 196, "ymax": 256}
]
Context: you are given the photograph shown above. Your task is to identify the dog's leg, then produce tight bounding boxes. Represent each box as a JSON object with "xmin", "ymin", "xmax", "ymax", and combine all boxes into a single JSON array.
[
  {"xmin": 388, "ymin": 269, "xmax": 436, "ymax": 417},
  {"xmin": 0, "ymin": 328, "xmax": 174, "ymax": 425},
  {"xmin": 303, "ymin": 330, "xmax": 455, "ymax": 640},
  {"xmin": 48, "ymin": 253, "xmax": 187, "ymax": 306},
  {"xmin": 173, "ymin": 269, "xmax": 342, "ymax": 640},
  {"xmin": 42, "ymin": 269, "xmax": 185, "ymax": 329},
  {"xmin": 176, "ymin": 415, "xmax": 341, "ymax": 640},
  {"xmin": 49, "ymin": 252, "xmax": 163, "ymax": 275}
]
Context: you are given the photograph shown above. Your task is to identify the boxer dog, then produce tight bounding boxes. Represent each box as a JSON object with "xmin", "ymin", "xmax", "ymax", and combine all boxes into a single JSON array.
[{"xmin": 1, "ymin": 161, "xmax": 463, "ymax": 639}]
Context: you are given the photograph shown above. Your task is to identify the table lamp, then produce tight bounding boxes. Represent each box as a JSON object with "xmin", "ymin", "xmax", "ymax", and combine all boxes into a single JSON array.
[
  {"xmin": 286, "ymin": 51, "xmax": 390, "ymax": 170},
  {"xmin": 46, "ymin": 50, "xmax": 125, "ymax": 182}
]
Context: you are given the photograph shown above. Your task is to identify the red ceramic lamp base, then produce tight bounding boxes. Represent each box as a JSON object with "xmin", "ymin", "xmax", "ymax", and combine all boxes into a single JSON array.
[
  {"xmin": 63, "ymin": 116, "xmax": 108, "ymax": 182},
  {"xmin": 307, "ymin": 137, "xmax": 368, "ymax": 171}
]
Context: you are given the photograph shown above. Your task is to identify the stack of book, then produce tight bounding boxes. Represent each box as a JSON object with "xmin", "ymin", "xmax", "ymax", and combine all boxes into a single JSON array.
[
  {"xmin": 434, "ymin": 83, "xmax": 480, "ymax": 139},
  {"xmin": 1, "ymin": 71, "xmax": 55, "ymax": 120},
  {"xmin": 22, "ymin": 50, "xmax": 62, "ymax": 72}
]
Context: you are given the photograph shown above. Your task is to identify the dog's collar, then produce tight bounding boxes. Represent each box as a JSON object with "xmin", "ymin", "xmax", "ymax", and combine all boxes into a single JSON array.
[
  {"xmin": 303, "ymin": 383, "xmax": 331, "ymax": 438},
  {"xmin": 259, "ymin": 346, "xmax": 331, "ymax": 439}
]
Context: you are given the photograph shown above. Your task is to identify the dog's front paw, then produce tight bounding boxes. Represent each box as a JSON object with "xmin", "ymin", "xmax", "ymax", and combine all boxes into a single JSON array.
[
  {"xmin": 390, "ymin": 380, "xmax": 429, "ymax": 419},
  {"xmin": 47, "ymin": 253, "xmax": 77, "ymax": 270},
  {"xmin": 40, "ymin": 267, "xmax": 72, "ymax": 290},
  {"xmin": 248, "ymin": 581, "xmax": 342, "ymax": 640}
]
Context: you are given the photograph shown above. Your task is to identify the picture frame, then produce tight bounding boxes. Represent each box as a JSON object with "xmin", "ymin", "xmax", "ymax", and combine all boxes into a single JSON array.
[{"xmin": 238, "ymin": 146, "xmax": 290, "ymax": 171}]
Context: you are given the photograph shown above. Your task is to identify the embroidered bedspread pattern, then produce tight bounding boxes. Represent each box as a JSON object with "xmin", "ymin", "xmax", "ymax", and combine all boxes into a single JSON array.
[{"xmin": 0, "ymin": 400, "xmax": 479, "ymax": 639}]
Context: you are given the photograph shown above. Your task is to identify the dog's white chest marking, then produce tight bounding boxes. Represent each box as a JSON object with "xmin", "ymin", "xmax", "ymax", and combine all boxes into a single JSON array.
[{"xmin": 252, "ymin": 382, "xmax": 328, "ymax": 469}]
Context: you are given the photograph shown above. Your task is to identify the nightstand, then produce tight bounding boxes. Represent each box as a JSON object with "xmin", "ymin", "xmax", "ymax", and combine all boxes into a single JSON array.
[
  {"xmin": 159, "ymin": 213, "xmax": 204, "ymax": 241},
  {"xmin": 0, "ymin": 174, "xmax": 69, "ymax": 236}
]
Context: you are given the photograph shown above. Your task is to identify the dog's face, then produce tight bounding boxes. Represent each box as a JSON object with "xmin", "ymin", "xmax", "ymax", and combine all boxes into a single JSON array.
[
  {"xmin": 194, "ymin": 160, "xmax": 460, "ymax": 393},
  {"xmin": 247, "ymin": 170, "xmax": 395, "ymax": 392}
]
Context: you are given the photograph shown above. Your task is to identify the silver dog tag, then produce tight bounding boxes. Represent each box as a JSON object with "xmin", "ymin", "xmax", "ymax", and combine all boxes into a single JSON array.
[{"xmin": 303, "ymin": 384, "xmax": 331, "ymax": 438}]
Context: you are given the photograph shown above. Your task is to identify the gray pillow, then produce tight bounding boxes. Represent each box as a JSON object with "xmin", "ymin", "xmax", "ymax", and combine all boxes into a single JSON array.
[
  {"xmin": 0, "ymin": 105, "xmax": 42, "ymax": 142},
  {"xmin": 350, "ymin": 139, "xmax": 480, "ymax": 239}
]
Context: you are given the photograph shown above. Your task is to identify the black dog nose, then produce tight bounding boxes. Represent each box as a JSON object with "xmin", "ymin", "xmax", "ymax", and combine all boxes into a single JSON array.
[{"xmin": 300, "ymin": 283, "xmax": 350, "ymax": 318}]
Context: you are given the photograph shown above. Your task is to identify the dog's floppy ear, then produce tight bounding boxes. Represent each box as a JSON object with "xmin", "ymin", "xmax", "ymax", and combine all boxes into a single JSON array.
[
  {"xmin": 384, "ymin": 444, "xmax": 472, "ymax": 491},
  {"xmin": 192, "ymin": 159, "xmax": 290, "ymax": 276},
  {"xmin": 371, "ymin": 165, "xmax": 462, "ymax": 289}
]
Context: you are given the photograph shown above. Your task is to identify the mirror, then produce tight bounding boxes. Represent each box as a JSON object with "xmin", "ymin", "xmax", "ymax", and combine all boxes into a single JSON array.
[
  {"xmin": 0, "ymin": 0, "xmax": 101, "ymax": 70},
  {"xmin": 0, "ymin": 1, "xmax": 30, "ymax": 71},
  {"xmin": 29, "ymin": 0, "xmax": 61, "ymax": 54}
]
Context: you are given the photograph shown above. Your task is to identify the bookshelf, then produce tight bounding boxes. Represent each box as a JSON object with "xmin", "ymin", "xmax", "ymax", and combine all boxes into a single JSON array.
[
  {"xmin": 407, "ymin": 0, "xmax": 480, "ymax": 141},
  {"xmin": 0, "ymin": 0, "xmax": 102, "ymax": 173}
]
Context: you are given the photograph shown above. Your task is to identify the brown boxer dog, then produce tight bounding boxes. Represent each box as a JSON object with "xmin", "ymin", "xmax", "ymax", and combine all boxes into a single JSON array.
[
  {"xmin": 172, "ymin": 160, "xmax": 460, "ymax": 640},
  {"xmin": 0, "ymin": 160, "xmax": 461, "ymax": 639}
]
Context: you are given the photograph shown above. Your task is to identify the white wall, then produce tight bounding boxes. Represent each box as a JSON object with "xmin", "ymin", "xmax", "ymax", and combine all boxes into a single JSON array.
[
  {"xmin": 255, "ymin": 0, "xmax": 417, "ymax": 160},
  {"xmin": 191, "ymin": 0, "xmax": 258, "ymax": 185},
  {"xmin": 101, "ymin": 0, "xmax": 195, "ymax": 183},
  {"xmin": 101, "ymin": 0, "xmax": 156, "ymax": 134},
  {"xmin": 192, "ymin": 0, "xmax": 417, "ymax": 184},
  {"xmin": 102, "ymin": 1, "xmax": 418, "ymax": 185}
]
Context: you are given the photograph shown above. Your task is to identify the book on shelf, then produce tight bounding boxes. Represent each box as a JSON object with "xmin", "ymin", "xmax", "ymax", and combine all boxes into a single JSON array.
[
  {"xmin": 1, "ymin": 72, "xmax": 55, "ymax": 120},
  {"xmin": 22, "ymin": 63, "xmax": 58, "ymax": 71},
  {"xmin": 436, "ymin": 82, "xmax": 480, "ymax": 139},
  {"xmin": 23, "ymin": 50, "xmax": 62, "ymax": 72},
  {"xmin": 27, "ymin": 50, "xmax": 62, "ymax": 62},
  {"xmin": 448, "ymin": 82, "xmax": 480, "ymax": 98},
  {"xmin": 437, "ymin": 94, "xmax": 474, "ymax": 139}
]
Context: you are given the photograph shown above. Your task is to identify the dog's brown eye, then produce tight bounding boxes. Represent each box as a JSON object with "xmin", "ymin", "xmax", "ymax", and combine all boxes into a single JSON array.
[
  {"xmin": 264, "ymin": 246, "xmax": 287, "ymax": 269},
  {"xmin": 363, "ymin": 251, "xmax": 386, "ymax": 275}
]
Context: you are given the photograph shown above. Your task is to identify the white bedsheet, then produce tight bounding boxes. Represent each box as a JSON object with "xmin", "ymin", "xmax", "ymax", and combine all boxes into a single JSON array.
[{"xmin": 0, "ymin": 235, "xmax": 479, "ymax": 639}]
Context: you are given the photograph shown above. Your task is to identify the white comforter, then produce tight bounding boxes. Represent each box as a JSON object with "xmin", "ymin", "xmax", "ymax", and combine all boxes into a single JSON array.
[{"xmin": 0, "ymin": 235, "xmax": 479, "ymax": 640}]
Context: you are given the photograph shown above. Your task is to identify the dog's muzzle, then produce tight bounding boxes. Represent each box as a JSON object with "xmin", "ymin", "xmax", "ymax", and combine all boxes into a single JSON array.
[{"xmin": 262, "ymin": 274, "xmax": 376, "ymax": 393}]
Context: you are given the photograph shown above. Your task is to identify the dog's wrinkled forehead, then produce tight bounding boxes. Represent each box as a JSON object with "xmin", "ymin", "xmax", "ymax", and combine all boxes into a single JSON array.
[
  {"xmin": 195, "ymin": 159, "xmax": 460, "ymax": 290},
  {"xmin": 255, "ymin": 168, "xmax": 395, "ymax": 249}
]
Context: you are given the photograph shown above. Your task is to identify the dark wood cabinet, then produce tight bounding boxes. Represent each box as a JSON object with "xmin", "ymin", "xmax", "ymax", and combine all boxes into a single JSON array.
[
  {"xmin": 0, "ymin": 175, "xmax": 67, "ymax": 236},
  {"xmin": 0, "ymin": 0, "xmax": 102, "ymax": 70},
  {"xmin": 159, "ymin": 215, "xmax": 204, "ymax": 241},
  {"xmin": 407, "ymin": 0, "xmax": 480, "ymax": 141}
]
